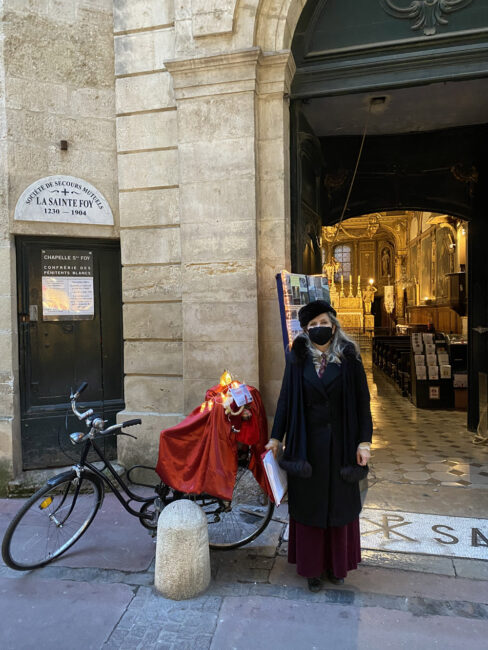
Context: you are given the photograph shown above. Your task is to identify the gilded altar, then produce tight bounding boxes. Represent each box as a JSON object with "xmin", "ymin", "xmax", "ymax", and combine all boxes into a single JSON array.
[{"xmin": 328, "ymin": 278, "xmax": 364, "ymax": 331}]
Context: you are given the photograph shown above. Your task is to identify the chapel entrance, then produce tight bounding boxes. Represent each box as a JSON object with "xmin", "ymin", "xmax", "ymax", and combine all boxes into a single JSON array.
[
  {"xmin": 290, "ymin": 0, "xmax": 488, "ymax": 434},
  {"xmin": 287, "ymin": 0, "xmax": 488, "ymax": 548}
]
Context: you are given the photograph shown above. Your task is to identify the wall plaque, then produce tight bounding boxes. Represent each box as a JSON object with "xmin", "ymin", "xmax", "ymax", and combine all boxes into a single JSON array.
[{"xmin": 15, "ymin": 175, "xmax": 114, "ymax": 225}]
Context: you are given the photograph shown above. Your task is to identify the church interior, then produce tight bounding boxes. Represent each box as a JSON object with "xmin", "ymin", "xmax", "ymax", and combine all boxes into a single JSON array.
[
  {"xmin": 299, "ymin": 209, "xmax": 470, "ymax": 414},
  {"xmin": 318, "ymin": 210, "xmax": 467, "ymax": 337},
  {"xmin": 304, "ymin": 211, "xmax": 488, "ymax": 519},
  {"xmin": 289, "ymin": 116, "xmax": 487, "ymax": 517}
]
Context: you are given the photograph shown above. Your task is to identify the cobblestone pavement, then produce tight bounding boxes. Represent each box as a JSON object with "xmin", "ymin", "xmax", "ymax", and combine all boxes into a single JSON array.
[
  {"xmin": 1, "ymin": 351, "xmax": 487, "ymax": 648},
  {"xmin": 1, "ymin": 498, "xmax": 487, "ymax": 650}
]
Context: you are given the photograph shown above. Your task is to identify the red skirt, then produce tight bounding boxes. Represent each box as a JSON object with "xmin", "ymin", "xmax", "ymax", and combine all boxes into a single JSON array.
[{"xmin": 288, "ymin": 517, "xmax": 361, "ymax": 579}]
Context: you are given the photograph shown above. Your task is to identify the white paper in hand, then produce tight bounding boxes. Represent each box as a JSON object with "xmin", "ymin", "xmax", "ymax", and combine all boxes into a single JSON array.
[{"xmin": 262, "ymin": 450, "xmax": 288, "ymax": 507}]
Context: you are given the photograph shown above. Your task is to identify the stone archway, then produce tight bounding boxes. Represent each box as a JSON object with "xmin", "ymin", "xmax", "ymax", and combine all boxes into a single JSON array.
[{"xmin": 253, "ymin": 0, "xmax": 306, "ymax": 52}]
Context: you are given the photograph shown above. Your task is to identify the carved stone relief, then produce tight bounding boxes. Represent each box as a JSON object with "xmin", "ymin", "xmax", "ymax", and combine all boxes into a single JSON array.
[{"xmin": 380, "ymin": 0, "xmax": 473, "ymax": 36}]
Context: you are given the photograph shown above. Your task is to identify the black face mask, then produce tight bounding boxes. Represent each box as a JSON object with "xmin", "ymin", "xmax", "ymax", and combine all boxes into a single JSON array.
[{"xmin": 308, "ymin": 326, "xmax": 333, "ymax": 346}]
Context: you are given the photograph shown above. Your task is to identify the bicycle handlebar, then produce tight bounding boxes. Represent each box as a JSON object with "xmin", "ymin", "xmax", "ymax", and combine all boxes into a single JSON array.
[
  {"xmin": 69, "ymin": 383, "xmax": 142, "ymax": 438},
  {"xmin": 122, "ymin": 419, "xmax": 142, "ymax": 428},
  {"xmin": 74, "ymin": 381, "xmax": 88, "ymax": 399},
  {"xmin": 100, "ymin": 419, "xmax": 142, "ymax": 436}
]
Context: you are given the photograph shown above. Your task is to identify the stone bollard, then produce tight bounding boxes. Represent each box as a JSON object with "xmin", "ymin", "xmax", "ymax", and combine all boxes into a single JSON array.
[{"xmin": 154, "ymin": 499, "xmax": 211, "ymax": 600}]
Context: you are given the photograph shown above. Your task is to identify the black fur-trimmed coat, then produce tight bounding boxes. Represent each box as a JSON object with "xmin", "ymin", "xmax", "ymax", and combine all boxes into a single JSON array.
[{"xmin": 271, "ymin": 335, "xmax": 373, "ymax": 528}]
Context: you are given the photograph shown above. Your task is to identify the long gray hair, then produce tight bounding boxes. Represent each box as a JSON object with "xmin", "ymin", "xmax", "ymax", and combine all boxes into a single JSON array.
[{"xmin": 307, "ymin": 312, "xmax": 360, "ymax": 364}]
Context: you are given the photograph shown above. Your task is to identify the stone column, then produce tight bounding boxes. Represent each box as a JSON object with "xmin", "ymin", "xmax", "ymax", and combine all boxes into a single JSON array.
[
  {"xmin": 255, "ymin": 52, "xmax": 294, "ymax": 417},
  {"xmin": 166, "ymin": 50, "xmax": 261, "ymax": 412}
]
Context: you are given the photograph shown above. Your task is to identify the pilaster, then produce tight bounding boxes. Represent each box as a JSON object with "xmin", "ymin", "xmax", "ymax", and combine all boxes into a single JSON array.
[
  {"xmin": 113, "ymin": 0, "xmax": 182, "ymax": 467},
  {"xmin": 166, "ymin": 49, "xmax": 261, "ymax": 412},
  {"xmin": 255, "ymin": 51, "xmax": 295, "ymax": 415}
]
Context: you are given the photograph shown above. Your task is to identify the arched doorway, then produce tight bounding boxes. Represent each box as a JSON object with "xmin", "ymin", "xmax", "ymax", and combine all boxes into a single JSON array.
[
  {"xmin": 289, "ymin": 0, "xmax": 488, "ymax": 434},
  {"xmin": 280, "ymin": 0, "xmax": 488, "ymax": 546}
]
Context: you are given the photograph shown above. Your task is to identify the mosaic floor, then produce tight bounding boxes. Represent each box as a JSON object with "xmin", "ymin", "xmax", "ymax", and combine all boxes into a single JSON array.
[{"xmin": 363, "ymin": 353, "xmax": 488, "ymax": 490}]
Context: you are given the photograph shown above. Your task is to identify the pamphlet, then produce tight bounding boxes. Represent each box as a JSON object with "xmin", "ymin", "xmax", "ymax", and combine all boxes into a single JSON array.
[
  {"xmin": 440, "ymin": 365, "xmax": 452, "ymax": 379},
  {"xmin": 230, "ymin": 384, "xmax": 253, "ymax": 407},
  {"xmin": 428, "ymin": 365, "xmax": 439, "ymax": 380},
  {"xmin": 412, "ymin": 333, "xmax": 423, "ymax": 347},
  {"xmin": 416, "ymin": 365, "xmax": 427, "ymax": 380},
  {"xmin": 426, "ymin": 353, "xmax": 437, "ymax": 366},
  {"xmin": 261, "ymin": 450, "xmax": 288, "ymax": 507}
]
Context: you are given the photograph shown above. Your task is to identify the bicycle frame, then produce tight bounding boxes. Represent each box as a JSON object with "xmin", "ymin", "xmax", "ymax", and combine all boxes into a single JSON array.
[
  {"xmin": 2, "ymin": 381, "xmax": 274, "ymax": 575},
  {"xmin": 77, "ymin": 440, "xmax": 227, "ymax": 524},
  {"xmin": 66, "ymin": 383, "xmax": 268, "ymax": 531},
  {"xmin": 74, "ymin": 437, "xmax": 164, "ymax": 522}
]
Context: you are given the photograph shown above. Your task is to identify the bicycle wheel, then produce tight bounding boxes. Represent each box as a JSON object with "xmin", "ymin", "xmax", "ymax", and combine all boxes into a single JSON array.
[
  {"xmin": 196, "ymin": 465, "xmax": 274, "ymax": 550},
  {"xmin": 2, "ymin": 472, "xmax": 103, "ymax": 571}
]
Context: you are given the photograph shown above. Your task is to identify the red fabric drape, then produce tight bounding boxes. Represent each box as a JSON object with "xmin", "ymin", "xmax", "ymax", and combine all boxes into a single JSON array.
[{"xmin": 155, "ymin": 384, "xmax": 271, "ymax": 501}]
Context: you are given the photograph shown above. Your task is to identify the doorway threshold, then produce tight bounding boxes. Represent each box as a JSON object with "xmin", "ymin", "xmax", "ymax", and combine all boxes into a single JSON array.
[
  {"xmin": 362, "ymin": 547, "xmax": 488, "ymax": 581},
  {"xmin": 361, "ymin": 481, "xmax": 488, "ymax": 579}
]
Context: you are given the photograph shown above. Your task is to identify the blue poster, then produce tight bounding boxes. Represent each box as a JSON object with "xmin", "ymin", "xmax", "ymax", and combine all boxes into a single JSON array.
[{"xmin": 276, "ymin": 271, "xmax": 330, "ymax": 351}]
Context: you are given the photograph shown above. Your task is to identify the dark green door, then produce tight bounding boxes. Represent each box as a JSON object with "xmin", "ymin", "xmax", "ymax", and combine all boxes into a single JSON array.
[{"xmin": 17, "ymin": 237, "xmax": 124, "ymax": 470}]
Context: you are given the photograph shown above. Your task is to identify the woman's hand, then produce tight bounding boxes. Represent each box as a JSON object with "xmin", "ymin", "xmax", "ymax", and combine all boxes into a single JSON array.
[
  {"xmin": 265, "ymin": 438, "xmax": 282, "ymax": 458},
  {"xmin": 356, "ymin": 446, "xmax": 371, "ymax": 466}
]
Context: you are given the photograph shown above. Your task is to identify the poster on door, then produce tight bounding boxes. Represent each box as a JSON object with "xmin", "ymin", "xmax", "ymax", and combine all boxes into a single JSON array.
[{"xmin": 41, "ymin": 249, "xmax": 94, "ymax": 320}]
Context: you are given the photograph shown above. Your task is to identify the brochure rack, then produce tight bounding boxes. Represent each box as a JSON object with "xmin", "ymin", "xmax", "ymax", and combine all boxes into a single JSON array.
[{"xmin": 410, "ymin": 332, "xmax": 454, "ymax": 409}]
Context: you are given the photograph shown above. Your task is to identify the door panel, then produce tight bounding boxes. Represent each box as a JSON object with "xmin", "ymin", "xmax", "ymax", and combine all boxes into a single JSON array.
[{"xmin": 17, "ymin": 237, "xmax": 124, "ymax": 469}]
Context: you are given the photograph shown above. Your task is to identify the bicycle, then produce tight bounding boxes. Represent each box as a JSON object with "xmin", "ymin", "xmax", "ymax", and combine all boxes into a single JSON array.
[{"xmin": 2, "ymin": 382, "xmax": 274, "ymax": 571}]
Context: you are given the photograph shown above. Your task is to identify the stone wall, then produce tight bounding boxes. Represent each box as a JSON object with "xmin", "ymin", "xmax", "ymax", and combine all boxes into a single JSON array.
[
  {"xmin": 114, "ymin": 1, "xmax": 300, "ymax": 467},
  {"xmin": 113, "ymin": 1, "xmax": 182, "ymax": 467},
  {"xmin": 6, "ymin": 0, "xmax": 118, "ymax": 239},
  {"xmin": 0, "ymin": 0, "xmax": 305, "ymax": 481},
  {"xmin": 0, "ymin": 0, "xmax": 118, "ymax": 489},
  {"xmin": 0, "ymin": 10, "xmax": 11, "ymax": 491}
]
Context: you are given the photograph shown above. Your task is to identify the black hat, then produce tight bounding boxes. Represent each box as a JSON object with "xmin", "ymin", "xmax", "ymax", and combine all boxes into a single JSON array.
[{"xmin": 298, "ymin": 300, "xmax": 337, "ymax": 328}]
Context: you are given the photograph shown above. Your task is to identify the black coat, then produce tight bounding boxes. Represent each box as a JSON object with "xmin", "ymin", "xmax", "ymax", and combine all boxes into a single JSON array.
[{"xmin": 271, "ymin": 335, "xmax": 373, "ymax": 528}]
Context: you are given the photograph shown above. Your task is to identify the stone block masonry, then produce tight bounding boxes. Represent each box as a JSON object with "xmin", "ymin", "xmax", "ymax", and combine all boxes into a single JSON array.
[
  {"xmin": 114, "ymin": 0, "xmax": 182, "ymax": 469},
  {"xmin": 0, "ymin": 0, "xmax": 119, "ymax": 490}
]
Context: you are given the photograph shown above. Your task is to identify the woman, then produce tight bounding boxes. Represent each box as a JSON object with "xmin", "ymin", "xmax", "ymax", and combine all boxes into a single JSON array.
[{"xmin": 266, "ymin": 300, "xmax": 372, "ymax": 592}]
